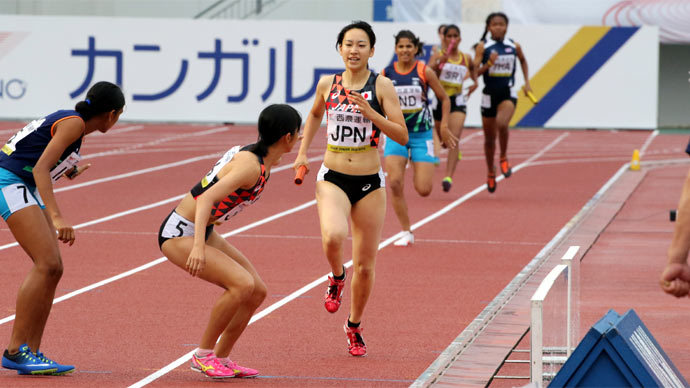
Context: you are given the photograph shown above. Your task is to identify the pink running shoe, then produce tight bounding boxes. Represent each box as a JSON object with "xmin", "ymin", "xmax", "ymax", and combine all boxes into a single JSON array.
[
  {"xmin": 190, "ymin": 353, "xmax": 236, "ymax": 379},
  {"xmin": 344, "ymin": 324, "xmax": 367, "ymax": 357},
  {"xmin": 222, "ymin": 359, "xmax": 259, "ymax": 378},
  {"xmin": 324, "ymin": 270, "xmax": 346, "ymax": 313}
]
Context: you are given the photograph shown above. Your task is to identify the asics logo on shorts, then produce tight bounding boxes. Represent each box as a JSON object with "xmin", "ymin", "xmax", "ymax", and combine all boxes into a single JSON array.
[{"xmin": 361, "ymin": 184, "xmax": 371, "ymax": 191}]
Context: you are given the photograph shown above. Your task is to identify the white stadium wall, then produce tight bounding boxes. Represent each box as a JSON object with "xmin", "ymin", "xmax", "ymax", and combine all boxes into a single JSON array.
[{"xmin": 0, "ymin": 15, "xmax": 657, "ymax": 128}]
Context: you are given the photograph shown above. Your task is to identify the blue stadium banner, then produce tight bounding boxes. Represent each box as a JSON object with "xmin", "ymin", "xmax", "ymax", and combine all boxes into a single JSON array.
[{"xmin": 373, "ymin": 0, "xmax": 392, "ymax": 21}]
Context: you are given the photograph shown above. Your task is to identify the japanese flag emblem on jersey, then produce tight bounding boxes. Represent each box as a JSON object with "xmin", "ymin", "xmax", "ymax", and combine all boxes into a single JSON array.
[{"xmin": 361, "ymin": 91, "xmax": 372, "ymax": 100}]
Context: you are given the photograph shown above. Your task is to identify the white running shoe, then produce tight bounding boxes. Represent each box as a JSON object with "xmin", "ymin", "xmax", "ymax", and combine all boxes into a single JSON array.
[{"xmin": 394, "ymin": 231, "xmax": 414, "ymax": 246}]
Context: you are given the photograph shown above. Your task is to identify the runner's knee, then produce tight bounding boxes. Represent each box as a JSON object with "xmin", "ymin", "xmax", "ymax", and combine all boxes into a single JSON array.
[
  {"xmin": 415, "ymin": 182, "xmax": 432, "ymax": 197},
  {"xmin": 353, "ymin": 262, "xmax": 375, "ymax": 280},
  {"xmin": 322, "ymin": 229, "xmax": 347, "ymax": 250},
  {"xmin": 388, "ymin": 177, "xmax": 404, "ymax": 196},
  {"xmin": 250, "ymin": 278, "xmax": 267, "ymax": 307},
  {"xmin": 34, "ymin": 253, "xmax": 63, "ymax": 280},
  {"xmin": 227, "ymin": 273, "xmax": 255, "ymax": 301}
]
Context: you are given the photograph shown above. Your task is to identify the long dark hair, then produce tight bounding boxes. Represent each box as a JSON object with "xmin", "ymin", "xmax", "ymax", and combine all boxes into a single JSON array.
[
  {"xmin": 247, "ymin": 104, "xmax": 302, "ymax": 157},
  {"xmin": 394, "ymin": 30, "xmax": 424, "ymax": 57},
  {"xmin": 480, "ymin": 12, "xmax": 509, "ymax": 42},
  {"xmin": 444, "ymin": 24, "xmax": 460, "ymax": 38},
  {"xmin": 74, "ymin": 81, "xmax": 125, "ymax": 121},
  {"xmin": 335, "ymin": 20, "xmax": 376, "ymax": 50}
]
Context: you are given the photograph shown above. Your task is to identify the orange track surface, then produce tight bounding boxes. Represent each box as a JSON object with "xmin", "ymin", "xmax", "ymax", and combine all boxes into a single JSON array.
[{"xmin": 0, "ymin": 121, "xmax": 685, "ymax": 387}]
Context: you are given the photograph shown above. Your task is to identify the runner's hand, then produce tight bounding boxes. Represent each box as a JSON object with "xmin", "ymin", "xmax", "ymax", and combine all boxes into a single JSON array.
[
  {"xmin": 440, "ymin": 123, "xmax": 458, "ymax": 149},
  {"xmin": 660, "ymin": 263, "xmax": 690, "ymax": 297},
  {"xmin": 63, "ymin": 163, "xmax": 91, "ymax": 180},
  {"xmin": 293, "ymin": 154, "xmax": 309, "ymax": 175},
  {"xmin": 186, "ymin": 246, "xmax": 206, "ymax": 277},
  {"xmin": 52, "ymin": 215, "xmax": 75, "ymax": 246},
  {"xmin": 467, "ymin": 83, "xmax": 478, "ymax": 97},
  {"xmin": 489, "ymin": 51, "xmax": 498, "ymax": 63},
  {"xmin": 349, "ymin": 91, "xmax": 375, "ymax": 120}
]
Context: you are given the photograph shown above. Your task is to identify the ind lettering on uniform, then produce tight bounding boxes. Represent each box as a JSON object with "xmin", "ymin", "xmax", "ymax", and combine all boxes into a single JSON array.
[{"xmin": 395, "ymin": 85, "xmax": 423, "ymax": 113}]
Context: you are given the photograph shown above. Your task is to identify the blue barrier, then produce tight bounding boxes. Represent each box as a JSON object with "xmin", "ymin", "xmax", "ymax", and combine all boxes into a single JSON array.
[{"xmin": 550, "ymin": 309, "xmax": 688, "ymax": 387}]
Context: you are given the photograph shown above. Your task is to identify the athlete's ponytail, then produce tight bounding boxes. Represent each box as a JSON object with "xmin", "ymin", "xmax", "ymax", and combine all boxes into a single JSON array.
[
  {"xmin": 247, "ymin": 104, "xmax": 302, "ymax": 157},
  {"xmin": 74, "ymin": 81, "xmax": 125, "ymax": 121},
  {"xmin": 394, "ymin": 30, "xmax": 425, "ymax": 57}
]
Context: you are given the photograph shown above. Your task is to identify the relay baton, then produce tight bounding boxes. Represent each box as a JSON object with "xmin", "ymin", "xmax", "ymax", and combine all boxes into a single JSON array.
[
  {"xmin": 527, "ymin": 90, "xmax": 539, "ymax": 104},
  {"xmin": 294, "ymin": 165, "xmax": 307, "ymax": 185}
]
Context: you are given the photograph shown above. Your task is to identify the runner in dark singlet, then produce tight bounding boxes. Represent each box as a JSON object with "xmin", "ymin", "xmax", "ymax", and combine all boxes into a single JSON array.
[
  {"xmin": 159, "ymin": 104, "xmax": 301, "ymax": 379},
  {"xmin": 475, "ymin": 12, "xmax": 532, "ymax": 193},
  {"xmin": 293, "ymin": 21, "xmax": 407, "ymax": 357},
  {"xmin": 1, "ymin": 81, "xmax": 124, "ymax": 376}
]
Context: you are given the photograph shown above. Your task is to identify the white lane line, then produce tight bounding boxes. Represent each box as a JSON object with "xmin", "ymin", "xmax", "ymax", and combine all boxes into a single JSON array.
[
  {"xmin": 0, "ymin": 200, "xmax": 317, "ymax": 326},
  {"xmin": 639, "ymin": 129, "xmax": 659, "ymax": 157},
  {"xmin": 55, "ymin": 154, "xmax": 219, "ymax": 193},
  {"xmin": 0, "ymin": 125, "xmax": 144, "ymax": 137},
  {"xmin": 128, "ymin": 132, "xmax": 569, "ymax": 388},
  {"xmin": 410, "ymin": 163, "xmax": 631, "ymax": 388},
  {"xmin": 90, "ymin": 125, "xmax": 146, "ymax": 135},
  {"xmin": 0, "ymin": 156, "xmax": 324, "ymax": 251},
  {"xmin": 82, "ymin": 126, "xmax": 229, "ymax": 159},
  {"xmin": 228, "ymin": 234, "xmax": 542, "ymax": 246},
  {"xmin": 0, "ymin": 195, "xmax": 184, "ymax": 251},
  {"xmin": 383, "ymin": 133, "xmax": 569, "ymax": 245}
]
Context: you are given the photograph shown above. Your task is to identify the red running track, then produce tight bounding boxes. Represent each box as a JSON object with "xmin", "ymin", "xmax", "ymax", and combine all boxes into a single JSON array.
[{"xmin": 0, "ymin": 121, "xmax": 675, "ymax": 387}]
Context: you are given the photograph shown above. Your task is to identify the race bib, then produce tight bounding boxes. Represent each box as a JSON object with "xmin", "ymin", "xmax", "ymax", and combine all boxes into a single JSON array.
[
  {"xmin": 439, "ymin": 63, "xmax": 468, "ymax": 86},
  {"xmin": 201, "ymin": 146, "xmax": 240, "ymax": 188},
  {"xmin": 426, "ymin": 139, "xmax": 435, "ymax": 157},
  {"xmin": 488, "ymin": 54, "xmax": 515, "ymax": 77},
  {"xmin": 2, "ymin": 118, "xmax": 46, "ymax": 156},
  {"xmin": 217, "ymin": 201, "xmax": 249, "ymax": 223},
  {"xmin": 455, "ymin": 94, "xmax": 466, "ymax": 106},
  {"xmin": 50, "ymin": 152, "xmax": 81, "ymax": 182},
  {"xmin": 481, "ymin": 93, "xmax": 491, "ymax": 109},
  {"xmin": 1, "ymin": 183, "xmax": 41, "ymax": 214},
  {"xmin": 395, "ymin": 85, "xmax": 424, "ymax": 113},
  {"xmin": 327, "ymin": 110, "xmax": 372, "ymax": 152},
  {"xmin": 161, "ymin": 211, "xmax": 196, "ymax": 239}
]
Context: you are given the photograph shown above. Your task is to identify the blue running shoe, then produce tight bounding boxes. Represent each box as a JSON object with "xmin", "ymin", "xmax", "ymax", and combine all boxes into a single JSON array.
[
  {"xmin": 34, "ymin": 350, "xmax": 75, "ymax": 375},
  {"xmin": 2, "ymin": 344, "xmax": 57, "ymax": 375}
]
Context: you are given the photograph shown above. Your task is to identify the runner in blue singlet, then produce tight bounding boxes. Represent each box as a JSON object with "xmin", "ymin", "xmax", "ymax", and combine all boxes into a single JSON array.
[
  {"xmin": 475, "ymin": 12, "xmax": 532, "ymax": 193},
  {"xmin": 0, "ymin": 81, "xmax": 124, "ymax": 376}
]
